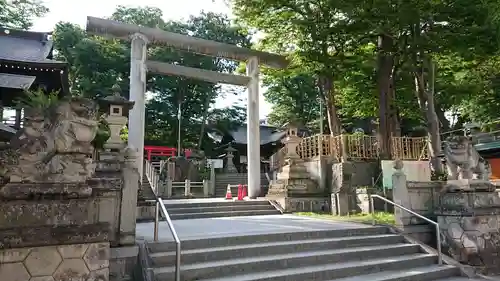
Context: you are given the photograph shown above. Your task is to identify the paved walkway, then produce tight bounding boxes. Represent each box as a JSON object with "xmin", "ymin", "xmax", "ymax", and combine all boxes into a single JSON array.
[{"xmin": 136, "ymin": 214, "xmax": 372, "ymax": 242}]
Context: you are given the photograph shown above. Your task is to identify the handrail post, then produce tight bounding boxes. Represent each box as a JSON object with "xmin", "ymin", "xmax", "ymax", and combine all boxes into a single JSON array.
[
  {"xmin": 154, "ymin": 201, "xmax": 159, "ymax": 241},
  {"xmin": 185, "ymin": 179, "xmax": 191, "ymax": 196},
  {"xmin": 369, "ymin": 194, "xmax": 375, "ymax": 226},
  {"xmin": 436, "ymin": 224, "xmax": 442, "ymax": 265},
  {"xmin": 175, "ymin": 237, "xmax": 181, "ymax": 281}
]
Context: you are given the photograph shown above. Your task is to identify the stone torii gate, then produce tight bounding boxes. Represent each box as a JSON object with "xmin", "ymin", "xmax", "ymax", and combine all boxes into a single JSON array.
[{"xmin": 86, "ymin": 17, "xmax": 288, "ymax": 198}]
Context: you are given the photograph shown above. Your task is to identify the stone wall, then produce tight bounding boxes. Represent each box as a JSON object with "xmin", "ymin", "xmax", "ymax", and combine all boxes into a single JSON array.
[
  {"xmin": 304, "ymin": 158, "xmax": 378, "ymax": 192},
  {"xmin": 0, "ymin": 242, "xmax": 109, "ymax": 281},
  {"xmin": 273, "ymin": 197, "xmax": 330, "ymax": 213},
  {"xmin": 395, "ymin": 181, "xmax": 442, "ymax": 244}
]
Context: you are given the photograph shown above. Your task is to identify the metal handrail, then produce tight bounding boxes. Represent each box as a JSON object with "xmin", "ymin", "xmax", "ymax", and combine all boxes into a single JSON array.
[
  {"xmin": 144, "ymin": 159, "xmax": 181, "ymax": 281},
  {"xmin": 369, "ymin": 194, "xmax": 443, "ymax": 265},
  {"xmin": 154, "ymin": 197, "xmax": 181, "ymax": 281}
]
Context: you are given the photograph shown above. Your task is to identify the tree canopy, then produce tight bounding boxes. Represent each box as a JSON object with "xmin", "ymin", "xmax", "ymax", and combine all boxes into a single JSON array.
[
  {"xmin": 0, "ymin": 0, "xmax": 48, "ymax": 29},
  {"xmin": 232, "ymin": 0, "xmax": 500, "ymax": 132}
]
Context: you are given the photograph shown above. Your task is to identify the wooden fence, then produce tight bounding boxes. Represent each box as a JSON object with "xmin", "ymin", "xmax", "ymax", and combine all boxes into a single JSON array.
[{"xmin": 270, "ymin": 134, "xmax": 428, "ymax": 167}]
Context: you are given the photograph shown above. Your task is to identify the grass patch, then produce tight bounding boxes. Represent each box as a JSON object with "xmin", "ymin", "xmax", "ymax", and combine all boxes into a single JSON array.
[{"xmin": 295, "ymin": 212, "xmax": 395, "ymax": 225}]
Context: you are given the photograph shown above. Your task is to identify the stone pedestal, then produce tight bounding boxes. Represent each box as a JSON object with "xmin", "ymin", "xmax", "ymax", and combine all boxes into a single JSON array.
[
  {"xmin": 0, "ymin": 181, "xmax": 113, "ymax": 281},
  {"xmin": 436, "ymin": 182, "xmax": 500, "ymax": 274},
  {"xmin": 0, "ymin": 242, "xmax": 110, "ymax": 281}
]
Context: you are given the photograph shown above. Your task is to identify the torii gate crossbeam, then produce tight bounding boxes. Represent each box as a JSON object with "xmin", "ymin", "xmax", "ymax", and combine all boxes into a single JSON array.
[{"xmin": 86, "ymin": 17, "xmax": 288, "ymax": 199}]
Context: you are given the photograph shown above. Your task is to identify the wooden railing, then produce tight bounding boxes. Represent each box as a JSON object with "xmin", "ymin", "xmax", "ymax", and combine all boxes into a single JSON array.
[{"xmin": 272, "ymin": 134, "xmax": 428, "ymax": 166}]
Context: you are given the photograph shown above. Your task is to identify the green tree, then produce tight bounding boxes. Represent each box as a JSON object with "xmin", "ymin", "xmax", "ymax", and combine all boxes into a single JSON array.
[
  {"xmin": 0, "ymin": 0, "xmax": 48, "ymax": 29},
  {"xmin": 233, "ymin": 0, "xmax": 500, "ymax": 165}
]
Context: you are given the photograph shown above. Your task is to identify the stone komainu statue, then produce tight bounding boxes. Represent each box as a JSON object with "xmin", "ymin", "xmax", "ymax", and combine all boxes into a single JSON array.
[
  {"xmin": 442, "ymin": 135, "xmax": 490, "ymax": 181},
  {"xmin": 0, "ymin": 97, "xmax": 98, "ymax": 183}
]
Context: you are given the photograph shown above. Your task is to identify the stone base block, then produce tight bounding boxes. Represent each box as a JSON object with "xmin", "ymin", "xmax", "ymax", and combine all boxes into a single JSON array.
[
  {"xmin": 445, "ymin": 179, "xmax": 495, "ymax": 192},
  {"xmin": 0, "ymin": 242, "xmax": 110, "ymax": 281},
  {"xmin": 436, "ymin": 191, "xmax": 500, "ymax": 215},
  {"xmin": 136, "ymin": 204, "xmax": 155, "ymax": 222},
  {"xmin": 438, "ymin": 215, "xmax": 500, "ymax": 274},
  {"xmin": 109, "ymin": 246, "xmax": 138, "ymax": 281},
  {"xmin": 272, "ymin": 197, "xmax": 329, "ymax": 213},
  {"xmin": 396, "ymin": 224, "xmax": 435, "ymax": 245}
]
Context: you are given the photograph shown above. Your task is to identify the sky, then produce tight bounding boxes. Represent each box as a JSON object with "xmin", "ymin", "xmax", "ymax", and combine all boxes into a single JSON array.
[{"xmin": 31, "ymin": 0, "xmax": 273, "ymax": 119}]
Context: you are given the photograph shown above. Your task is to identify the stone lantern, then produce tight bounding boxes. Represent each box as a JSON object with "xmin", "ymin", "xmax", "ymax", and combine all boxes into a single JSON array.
[
  {"xmin": 99, "ymin": 84, "xmax": 135, "ymax": 151},
  {"xmin": 282, "ymin": 122, "xmax": 302, "ymax": 159},
  {"xmin": 224, "ymin": 144, "xmax": 238, "ymax": 173}
]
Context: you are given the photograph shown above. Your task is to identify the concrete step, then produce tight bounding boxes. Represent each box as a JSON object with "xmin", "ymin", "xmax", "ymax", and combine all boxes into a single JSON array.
[
  {"xmin": 323, "ymin": 265, "xmax": 462, "ymax": 281},
  {"xmin": 147, "ymin": 227, "xmax": 389, "ymax": 253},
  {"xmin": 215, "ymin": 186, "xmax": 269, "ymax": 197},
  {"xmin": 149, "ymin": 233, "xmax": 405, "ymax": 265},
  {"xmin": 434, "ymin": 277, "xmax": 484, "ymax": 281},
  {"xmin": 154, "ymin": 253, "xmax": 438, "ymax": 281},
  {"xmin": 169, "ymin": 209, "xmax": 280, "ymax": 220},
  {"xmin": 166, "ymin": 204, "xmax": 276, "ymax": 214},
  {"xmin": 196, "ymin": 265, "xmax": 459, "ymax": 281},
  {"xmin": 163, "ymin": 200, "xmax": 271, "ymax": 209}
]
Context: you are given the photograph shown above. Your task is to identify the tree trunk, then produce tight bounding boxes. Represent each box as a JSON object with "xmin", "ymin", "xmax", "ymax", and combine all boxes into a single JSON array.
[
  {"xmin": 377, "ymin": 34, "xmax": 395, "ymax": 159},
  {"xmin": 197, "ymin": 97, "xmax": 211, "ymax": 149},
  {"xmin": 389, "ymin": 59, "xmax": 401, "ymax": 137},
  {"xmin": 414, "ymin": 61, "xmax": 443, "ymax": 173},
  {"xmin": 318, "ymin": 75, "xmax": 342, "ymax": 135}
]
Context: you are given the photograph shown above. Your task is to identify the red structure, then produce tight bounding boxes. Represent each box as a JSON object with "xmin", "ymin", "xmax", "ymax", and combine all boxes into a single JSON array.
[{"xmin": 144, "ymin": 146, "xmax": 192, "ymax": 160}]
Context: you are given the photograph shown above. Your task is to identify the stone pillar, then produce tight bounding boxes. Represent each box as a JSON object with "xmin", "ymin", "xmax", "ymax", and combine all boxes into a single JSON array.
[
  {"xmin": 210, "ymin": 165, "xmax": 216, "ymax": 196},
  {"xmin": 392, "ymin": 160, "xmax": 435, "ymax": 244},
  {"xmin": 246, "ymin": 56, "xmax": 260, "ymax": 198},
  {"xmin": 128, "ymin": 33, "xmax": 148, "ymax": 181},
  {"xmin": 392, "ymin": 160, "xmax": 410, "ymax": 227},
  {"xmin": 119, "ymin": 147, "xmax": 139, "ymax": 245}
]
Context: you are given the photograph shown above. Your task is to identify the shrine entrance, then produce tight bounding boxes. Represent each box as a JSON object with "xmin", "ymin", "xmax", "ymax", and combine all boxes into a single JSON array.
[{"xmin": 86, "ymin": 17, "xmax": 288, "ymax": 198}]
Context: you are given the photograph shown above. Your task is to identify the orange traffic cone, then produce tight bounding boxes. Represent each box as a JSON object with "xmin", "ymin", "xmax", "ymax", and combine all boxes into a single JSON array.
[{"xmin": 225, "ymin": 185, "xmax": 233, "ymax": 200}]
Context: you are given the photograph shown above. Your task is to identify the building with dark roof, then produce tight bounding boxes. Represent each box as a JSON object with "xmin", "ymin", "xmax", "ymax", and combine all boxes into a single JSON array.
[
  {"xmin": 208, "ymin": 123, "xmax": 310, "ymax": 172},
  {"xmin": 0, "ymin": 27, "xmax": 69, "ymax": 139}
]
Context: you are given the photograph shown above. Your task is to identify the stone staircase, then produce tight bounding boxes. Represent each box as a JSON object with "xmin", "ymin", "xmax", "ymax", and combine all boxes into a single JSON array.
[
  {"xmin": 163, "ymin": 200, "xmax": 281, "ymax": 220},
  {"xmin": 137, "ymin": 161, "xmax": 161, "ymax": 222},
  {"xmin": 215, "ymin": 173, "xmax": 270, "ymax": 197},
  {"xmin": 141, "ymin": 226, "xmax": 480, "ymax": 281}
]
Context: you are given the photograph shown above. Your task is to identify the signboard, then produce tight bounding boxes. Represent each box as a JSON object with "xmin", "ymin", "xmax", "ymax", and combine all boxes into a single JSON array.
[{"xmin": 206, "ymin": 159, "xmax": 223, "ymax": 168}]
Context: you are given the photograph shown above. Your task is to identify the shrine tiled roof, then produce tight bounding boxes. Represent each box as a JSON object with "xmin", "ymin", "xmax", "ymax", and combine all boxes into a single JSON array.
[
  {"xmin": 0, "ymin": 27, "xmax": 69, "ymax": 93},
  {"xmin": 0, "ymin": 73, "xmax": 36, "ymax": 89},
  {"xmin": 0, "ymin": 27, "xmax": 66, "ymax": 66}
]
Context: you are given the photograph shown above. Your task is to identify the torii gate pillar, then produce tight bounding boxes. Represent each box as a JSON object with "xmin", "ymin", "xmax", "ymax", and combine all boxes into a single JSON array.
[
  {"xmin": 246, "ymin": 57, "xmax": 260, "ymax": 198},
  {"xmin": 128, "ymin": 33, "xmax": 148, "ymax": 180}
]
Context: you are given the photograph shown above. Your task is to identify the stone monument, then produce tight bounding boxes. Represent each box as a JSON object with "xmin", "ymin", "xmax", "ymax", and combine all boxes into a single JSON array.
[
  {"xmin": 266, "ymin": 124, "xmax": 326, "ymax": 212},
  {"xmin": 436, "ymin": 136, "xmax": 500, "ymax": 274},
  {"xmin": 331, "ymin": 161, "xmax": 356, "ymax": 215}
]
